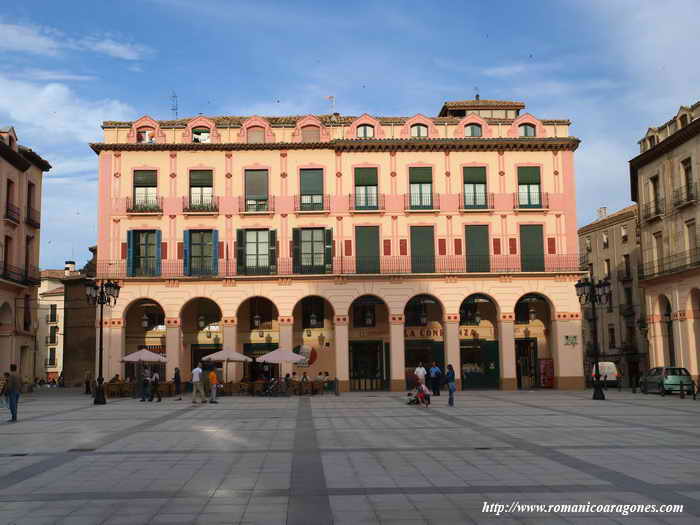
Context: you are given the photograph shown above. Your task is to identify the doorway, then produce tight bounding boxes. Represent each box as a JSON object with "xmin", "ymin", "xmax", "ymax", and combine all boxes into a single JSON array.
[
  {"xmin": 515, "ymin": 338, "xmax": 538, "ymax": 389},
  {"xmin": 349, "ymin": 341, "xmax": 387, "ymax": 391},
  {"xmin": 405, "ymin": 340, "xmax": 444, "ymax": 390},
  {"xmin": 460, "ymin": 340, "xmax": 499, "ymax": 389}
]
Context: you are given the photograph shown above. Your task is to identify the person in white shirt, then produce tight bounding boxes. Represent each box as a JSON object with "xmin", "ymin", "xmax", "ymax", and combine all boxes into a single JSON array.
[
  {"xmin": 191, "ymin": 363, "xmax": 205, "ymax": 404},
  {"xmin": 414, "ymin": 362, "xmax": 427, "ymax": 385},
  {"xmin": 148, "ymin": 370, "xmax": 162, "ymax": 402}
]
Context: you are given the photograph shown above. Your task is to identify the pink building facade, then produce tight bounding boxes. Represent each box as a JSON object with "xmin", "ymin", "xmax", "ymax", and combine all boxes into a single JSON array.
[{"xmin": 91, "ymin": 99, "xmax": 584, "ymax": 391}]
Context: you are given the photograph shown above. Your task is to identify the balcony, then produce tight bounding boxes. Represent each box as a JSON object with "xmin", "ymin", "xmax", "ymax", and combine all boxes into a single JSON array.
[
  {"xmin": 26, "ymin": 207, "xmax": 41, "ymax": 228},
  {"xmin": 45, "ymin": 335, "xmax": 58, "ymax": 345},
  {"xmin": 459, "ymin": 192, "xmax": 494, "ymax": 211},
  {"xmin": 126, "ymin": 197, "xmax": 163, "ymax": 214},
  {"xmin": 617, "ymin": 267, "xmax": 633, "ymax": 283},
  {"xmin": 672, "ymin": 183, "xmax": 696, "ymax": 208},
  {"xmin": 294, "ymin": 194, "xmax": 330, "ymax": 213},
  {"xmin": 349, "ymin": 193, "xmax": 385, "ymax": 212},
  {"xmin": 5, "ymin": 202, "xmax": 19, "ymax": 224},
  {"xmin": 0, "ymin": 263, "xmax": 39, "ymax": 286},
  {"xmin": 404, "ymin": 192, "xmax": 440, "ymax": 211},
  {"xmin": 580, "ymin": 253, "xmax": 590, "ymax": 269},
  {"xmin": 639, "ymin": 247, "xmax": 700, "ymax": 280},
  {"xmin": 45, "ymin": 359, "xmax": 56, "ymax": 368},
  {"xmin": 96, "ymin": 254, "xmax": 581, "ymax": 279},
  {"xmin": 513, "ymin": 192, "xmax": 549, "ymax": 210},
  {"xmin": 620, "ymin": 304, "xmax": 636, "ymax": 317},
  {"xmin": 46, "ymin": 314, "xmax": 59, "ymax": 323},
  {"xmin": 641, "ymin": 199, "xmax": 664, "ymax": 221},
  {"xmin": 183, "ymin": 196, "xmax": 219, "ymax": 214},
  {"xmin": 239, "ymin": 196, "xmax": 275, "ymax": 214}
]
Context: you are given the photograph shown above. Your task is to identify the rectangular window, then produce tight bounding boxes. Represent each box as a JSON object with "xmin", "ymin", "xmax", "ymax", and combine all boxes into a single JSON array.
[
  {"xmin": 517, "ymin": 167, "xmax": 541, "ymax": 208},
  {"xmin": 623, "ymin": 254, "xmax": 631, "ymax": 277},
  {"xmin": 687, "ymin": 220, "xmax": 697, "ymax": 253},
  {"xmin": 463, "ymin": 167, "xmax": 487, "ymax": 209},
  {"xmin": 519, "ymin": 225, "xmax": 544, "ymax": 271},
  {"xmin": 246, "ymin": 230, "xmax": 270, "ymax": 274},
  {"xmin": 189, "ymin": 230, "xmax": 213, "ymax": 275},
  {"xmin": 354, "ymin": 168, "xmax": 378, "ymax": 210},
  {"xmin": 650, "ymin": 175, "xmax": 660, "ymax": 208},
  {"xmin": 682, "ymin": 158, "xmax": 692, "ymax": 187},
  {"xmin": 293, "ymin": 228, "xmax": 331, "ymax": 274},
  {"xmin": 129, "ymin": 230, "xmax": 160, "ymax": 276},
  {"xmin": 27, "ymin": 182, "xmax": 35, "ymax": 212},
  {"xmin": 608, "ymin": 325, "xmax": 616, "ymax": 349},
  {"xmin": 245, "ymin": 170, "xmax": 269, "ymax": 211},
  {"xmin": 654, "ymin": 232, "xmax": 663, "ymax": 260},
  {"xmin": 49, "ymin": 304, "xmax": 57, "ymax": 323},
  {"xmin": 465, "ymin": 225, "xmax": 489, "ymax": 272},
  {"xmin": 48, "ymin": 348, "xmax": 56, "ymax": 366},
  {"xmin": 299, "ymin": 169, "xmax": 324, "ymax": 210},
  {"xmin": 621, "ymin": 225, "xmax": 628, "ymax": 242},
  {"xmin": 356, "ymin": 226, "xmax": 380, "ymax": 274},
  {"xmin": 409, "ymin": 167, "xmax": 433, "ymax": 209},
  {"xmin": 49, "ymin": 326, "xmax": 58, "ymax": 344},
  {"xmin": 604, "ymin": 259, "xmax": 611, "ymax": 278},
  {"xmin": 602, "ymin": 232, "xmax": 609, "ymax": 249},
  {"xmin": 410, "ymin": 226, "xmax": 435, "ymax": 273},
  {"xmin": 133, "ymin": 170, "xmax": 158, "ymax": 211},
  {"xmin": 624, "ymin": 287, "xmax": 633, "ymax": 306},
  {"xmin": 189, "ymin": 170, "xmax": 214, "ymax": 211}
]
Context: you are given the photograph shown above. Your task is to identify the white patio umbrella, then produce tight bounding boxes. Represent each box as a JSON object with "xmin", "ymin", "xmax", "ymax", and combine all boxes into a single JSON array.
[
  {"xmin": 121, "ymin": 349, "xmax": 167, "ymax": 363},
  {"xmin": 202, "ymin": 348, "xmax": 252, "ymax": 383},
  {"xmin": 257, "ymin": 348, "xmax": 306, "ymax": 364}
]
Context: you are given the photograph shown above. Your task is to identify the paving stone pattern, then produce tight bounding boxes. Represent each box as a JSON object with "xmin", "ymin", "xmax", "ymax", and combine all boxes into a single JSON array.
[{"xmin": 0, "ymin": 388, "xmax": 700, "ymax": 523}]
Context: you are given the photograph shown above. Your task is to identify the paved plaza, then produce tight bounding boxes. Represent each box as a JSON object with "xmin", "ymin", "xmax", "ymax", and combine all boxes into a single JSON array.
[{"xmin": 1, "ymin": 389, "xmax": 700, "ymax": 524}]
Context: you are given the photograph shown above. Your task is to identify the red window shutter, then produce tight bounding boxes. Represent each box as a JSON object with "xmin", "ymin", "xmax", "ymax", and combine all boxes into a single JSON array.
[
  {"xmin": 177, "ymin": 242, "xmax": 184, "ymax": 260},
  {"xmin": 454, "ymin": 238, "xmax": 462, "ymax": 256},
  {"xmin": 383, "ymin": 239, "xmax": 391, "ymax": 256},
  {"xmin": 121, "ymin": 242, "xmax": 127, "ymax": 259},
  {"xmin": 493, "ymin": 238, "xmax": 501, "ymax": 255},
  {"xmin": 399, "ymin": 239, "xmax": 407, "ymax": 256},
  {"xmin": 509, "ymin": 238, "xmax": 517, "ymax": 255},
  {"xmin": 161, "ymin": 242, "xmax": 167, "ymax": 260},
  {"xmin": 344, "ymin": 239, "xmax": 352, "ymax": 257},
  {"xmin": 289, "ymin": 240, "xmax": 293, "ymax": 257},
  {"xmin": 547, "ymin": 237, "xmax": 556, "ymax": 254},
  {"xmin": 218, "ymin": 241, "xmax": 224, "ymax": 258},
  {"xmin": 438, "ymin": 238, "xmax": 446, "ymax": 256},
  {"xmin": 332, "ymin": 240, "xmax": 336, "ymax": 257}
]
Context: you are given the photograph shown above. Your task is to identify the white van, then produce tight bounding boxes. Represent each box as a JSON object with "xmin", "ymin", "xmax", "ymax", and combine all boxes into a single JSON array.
[{"xmin": 591, "ymin": 361, "xmax": 619, "ymax": 385}]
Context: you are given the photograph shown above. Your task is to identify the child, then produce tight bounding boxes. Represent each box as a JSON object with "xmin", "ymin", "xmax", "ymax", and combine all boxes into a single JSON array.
[{"xmin": 417, "ymin": 383, "xmax": 431, "ymax": 408}]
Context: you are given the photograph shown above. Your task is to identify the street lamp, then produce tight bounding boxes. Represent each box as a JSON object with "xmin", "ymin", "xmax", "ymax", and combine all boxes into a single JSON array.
[
  {"xmin": 575, "ymin": 276, "xmax": 611, "ymax": 400},
  {"xmin": 85, "ymin": 279, "xmax": 121, "ymax": 405}
]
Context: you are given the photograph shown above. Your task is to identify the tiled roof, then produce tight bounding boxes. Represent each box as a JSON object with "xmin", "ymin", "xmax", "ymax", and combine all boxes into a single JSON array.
[
  {"xmin": 441, "ymin": 99, "xmax": 526, "ymax": 109},
  {"xmin": 578, "ymin": 204, "xmax": 638, "ymax": 234},
  {"xmin": 41, "ymin": 269, "xmax": 66, "ymax": 279},
  {"xmin": 18, "ymin": 146, "xmax": 51, "ymax": 171},
  {"xmin": 40, "ymin": 286, "xmax": 64, "ymax": 296}
]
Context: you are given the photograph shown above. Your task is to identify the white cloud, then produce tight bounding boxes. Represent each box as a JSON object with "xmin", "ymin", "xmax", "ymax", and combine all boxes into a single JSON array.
[
  {"xmin": 46, "ymin": 156, "xmax": 97, "ymax": 177},
  {"xmin": 79, "ymin": 38, "xmax": 153, "ymax": 61},
  {"xmin": 0, "ymin": 22, "xmax": 61, "ymax": 56},
  {"xmin": 13, "ymin": 68, "xmax": 96, "ymax": 82}
]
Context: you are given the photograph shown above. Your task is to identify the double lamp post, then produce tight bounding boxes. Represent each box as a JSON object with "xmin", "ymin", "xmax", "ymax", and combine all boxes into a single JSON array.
[
  {"xmin": 575, "ymin": 276, "xmax": 611, "ymax": 400},
  {"xmin": 85, "ymin": 280, "xmax": 121, "ymax": 405}
]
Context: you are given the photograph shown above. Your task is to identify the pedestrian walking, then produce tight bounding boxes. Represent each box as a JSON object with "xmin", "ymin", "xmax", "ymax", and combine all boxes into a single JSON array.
[
  {"xmin": 149, "ymin": 369, "xmax": 162, "ymax": 402},
  {"xmin": 414, "ymin": 362, "xmax": 427, "ymax": 385},
  {"xmin": 173, "ymin": 367, "xmax": 182, "ymax": 400},
  {"xmin": 4, "ymin": 365, "xmax": 21, "ymax": 423},
  {"xmin": 140, "ymin": 367, "xmax": 151, "ymax": 402},
  {"xmin": 208, "ymin": 369, "xmax": 219, "ymax": 404},
  {"xmin": 446, "ymin": 364, "xmax": 456, "ymax": 407},
  {"xmin": 429, "ymin": 361, "xmax": 442, "ymax": 396},
  {"xmin": 191, "ymin": 363, "xmax": 205, "ymax": 404},
  {"xmin": 84, "ymin": 370, "xmax": 92, "ymax": 395}
]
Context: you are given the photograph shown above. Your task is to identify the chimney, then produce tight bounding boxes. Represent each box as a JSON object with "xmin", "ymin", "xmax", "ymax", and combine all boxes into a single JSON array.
[
  {"xmin": 64, "ymin": 260, "xmax": 76, "ymax": 276},
  {"xmin": 597, "ymin": 207, "xmax": 608, "ymax": 220},
  {"xmin": 475, "ymin": 94, "xmax": 480, "ymax": 101}
]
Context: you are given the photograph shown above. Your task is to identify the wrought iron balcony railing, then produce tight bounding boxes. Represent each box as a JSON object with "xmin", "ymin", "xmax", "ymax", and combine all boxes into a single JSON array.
[
  {"xmin": 460, "ymin": 191, "xmax": 494, "ymax": 210},
  {"xmin": 672, "ymin": 182, "xmax": 696, "ymax": 208},
  {"xmin": 404, "ymin": 192, "xmax": 439, "ymax": 211},
  {"xmin": 294, "ymin": 194, "xmax": 330, "ymax": 212},
  {"xmin": 349, "ymin": 193, "xmax": 385, "ymax": 211},
  {"xmin": 5, "ymin": 202, "xmax": 19, "ymax": 223},
  {"xmin": 183, "ymin": 196, "xmax": 219, "ymax": 213},
  {"xmin": 126, "ymin": 197, "xmax": 163, "ymax": 213},
  {"xmin": 26, "ymin": 207, "xmax": 41, "ymax": 228},
  {"xmin": 240, "ymin": 196, "xmax": 275, "ymax": 213},
  {"xmin": 641, "ymin": 199, "xmax": 664, "ymax": 221},
  {"xmin": 639, "ymin": 247, "xmax": 700, "ymax": 280},
  {"xmin": 513, "ymin": 192, "xmax": 549, "ymax": 209}
]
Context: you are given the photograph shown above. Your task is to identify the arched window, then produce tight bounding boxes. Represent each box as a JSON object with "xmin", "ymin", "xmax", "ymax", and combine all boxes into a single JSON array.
[
  {"xmin": 465, "ymin": 124, "xmax": 482, "ymax": 137},
  {"xmin": 192, "ymin": 127, "xmax": 211, "ymax": 143},
  {"xmin": 136, "ymin": 127, "xmax": 155, "ymax": 144},
  {"xmin": 247, "ymin": 126, "xmax": 265, "ymax": 144},
  {"xmin": 357, "ymin": 124, "xmax": 374, "ymax": 138},
  {"xmin": 519, "ymin": 124, "xmax": 536, "ymax": 137},
  {"xmin": 411, "ymin": 124, "xmax": 428, "ymax": 138},
  {"xmin": 301, "ymin": 125, "xmax": 321, "ymax": 143}
]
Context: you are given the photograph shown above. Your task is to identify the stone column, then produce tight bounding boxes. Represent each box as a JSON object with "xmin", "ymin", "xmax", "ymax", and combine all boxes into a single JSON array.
[
  {"xmin": 279, "ymin": 315, "xmax": 294, "ymax": 377},
  {"xmin": 334, "ymin": 314, "xmax": 349, "ymax": 392},
  {"xmin": 389, "ymin": 313, "xmax": 405, "ymax": 392},
  {"xmin": 222, "ymin": 317, "xmax": 238, "ymax": 382},
  {"xmin": 498, "ymin": 315, "xmax": 517, "ymax": 390},
  {"xmin": 444, "ymin": 313, "xmax": 461, "ymax": 389},
  {"xmin": 106, "ymin": 318, "xmax": 125, "ymax": 380},
  {"xmin": 551, "ymin": 316, "xmax": 584, "ymax": 390},
  {"xmin": 165, "ymin": 318, "xmax": 181, "ymax": 381}
]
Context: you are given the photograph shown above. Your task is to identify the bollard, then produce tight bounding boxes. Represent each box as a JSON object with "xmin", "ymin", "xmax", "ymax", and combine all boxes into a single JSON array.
[{"xmin": 334, "ymin": 378, "xmax": 340, "ymax": 396}]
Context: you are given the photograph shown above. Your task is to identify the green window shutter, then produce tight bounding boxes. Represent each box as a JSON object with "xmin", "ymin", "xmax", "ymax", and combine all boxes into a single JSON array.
[
  {"xmin": 236, "ymin": 229, "xmax": 245, "ymax": 275},
  {"xmin": 409, "ymin": 167, "xmax": 432, "ymax": 184},
  {"xmin": 354, "ymin": 167, "xmax": 378, "ymax": 186},
  {"xmin": 155, "ymin": 231, "xmax": 162, "ymax": 276},
  {"xmin": 183, "ymin": 230, "xmax": 191, "ymax": 276},
  {"xmin": 269, "ymin": 230, "xmax": 277, "ymax": 273},
  {"xmin": 465, "ymin": 225, "xmax": 490, "ymax": 272},
  {"xmin": 190, "ymin": 170, "xmax": 213, "ymax": 187},
  {"xmin": 517, "ymin": 167, "xmax": 541, "ymax": 184},
  {"xmin": 245, "ymin": 170, "xmax": 268, "ymax": 199},
  {"xmin": 292, "ymin": 228, "xmax": 301, "ymax": 273},
  {"xmin": 324, "ymin": 228, "xmax": 333, "ymax": 273},
  {"xmin": 211, "ymin": 230, "xmax": 219, "ymax": 275},
  {"xmin": 127, "ymin": 230, "xmax": 135, "ymax": 277},
  {"xmin": 410, "ymin": 226, "xmax": 435, "ymax": 273},
  {"xmin": 356, "ymin": 226, "xmax": 380, "ymax": 274},
  {"xmin": 520, "ymin": 225, "xmax": 545, "ymax": 271},
  {"xmin": 133, "ymin": 170, "xmax": 156, "ymax": 187},
  {"xmin": 463, "ymin": 167, "xmax": 486, "ymax": 183},
  {"xmin": 300, "ymin": 169, "xmax": 324, "ymax": 195}
]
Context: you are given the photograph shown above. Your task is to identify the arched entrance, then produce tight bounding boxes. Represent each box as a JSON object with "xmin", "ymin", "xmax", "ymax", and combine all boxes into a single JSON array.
[
  {"xmin": 124, "ymin": 298, "xmax": 166, "ymax": 381},
  {"xmin": 514, "ymin": 293, "xmax": 553, "ymax": 389},
  {"xmin": 659, "ymin": 295, "xmax": 676, "ymax": 367},
  {"xmin": 237, "ymin": 297, "xmax": 279, "ymax": 380},
  {"xmin": 404, "ymin": 294, "xmax": 444, "ymax": 389},
  {"xmin": 292, "ymin": 296, "xmax": 335, "ymax": 378},
  {"xmin": 459, "ymin": 294, "xmax": 499, "ymax": 389},
  {"xmin": 348, "ymin": 295, "xmax": 390, "ymax": 391},
  {"xmin": 181, "ymin": 298, "xmax": 223, "ymax": 370}
]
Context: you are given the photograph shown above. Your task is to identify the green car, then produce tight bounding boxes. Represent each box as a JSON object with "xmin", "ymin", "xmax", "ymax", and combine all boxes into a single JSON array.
[{"xmin": 640, "ymin": 367, "xmax": 694, "ymax": 395}]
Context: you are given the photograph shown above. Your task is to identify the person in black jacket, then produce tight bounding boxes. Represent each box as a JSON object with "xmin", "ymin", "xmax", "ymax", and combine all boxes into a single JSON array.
[{"xmin": 173, "ymin": 368, "xmax": 182, "ymax": 400}]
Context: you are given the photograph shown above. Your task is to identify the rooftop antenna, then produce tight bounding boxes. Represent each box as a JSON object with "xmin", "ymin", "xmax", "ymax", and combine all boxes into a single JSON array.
[
  {"xmin": 474, "ymin": 87, "xmax": 480, "ymax": 101},
  {"xmin": 325, "ymin": 95, "xmax": 336, "ymax": 113},
  {"xmin": 170, "ymin": 91, "xmax": 179, "ymax": 119}
]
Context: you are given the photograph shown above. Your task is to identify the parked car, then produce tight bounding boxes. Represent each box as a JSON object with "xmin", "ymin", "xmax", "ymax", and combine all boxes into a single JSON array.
[{"xmin": 640, "ymin": 367, "xmax": 693, "ymax": 395}]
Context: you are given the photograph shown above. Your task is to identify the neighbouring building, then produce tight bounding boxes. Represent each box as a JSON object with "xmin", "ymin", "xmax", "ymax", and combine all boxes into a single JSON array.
[
  {"xmin": 0, "ymin": 126, "xmax": 50, "ymax": 380},
  {"xmin": 630, "ymin": 100, "xmax": 700, "ymax": 380},
  {"xmin": 37, "ymin": 268, "xmax": 68, "ymax": 380},
  {"xmin": 578, "ymin": 205, "xmax": 648, "ymax": 386},
  {"xmin": 90, "ymin": 98, "xmax": 584, "ymax": 392}
]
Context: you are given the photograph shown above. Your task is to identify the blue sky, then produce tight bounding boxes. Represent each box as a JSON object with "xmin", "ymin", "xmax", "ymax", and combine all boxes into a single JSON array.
[{"xmin": 1, "ymin": 0, "xmax": 697, "ymax": 269}]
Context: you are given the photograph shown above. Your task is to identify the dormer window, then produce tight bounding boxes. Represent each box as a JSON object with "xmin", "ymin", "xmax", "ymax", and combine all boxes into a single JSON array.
[
  {"xmin": 680, "ymin": 114, "xmax": 689, "ymax": 128},
  {"xmin": 648, "ymin": 136, "xmax": 657, "ymax": 148},
  {"xmin": 247, "ymin": 126, "xmax": 265, "ymax": 144},
  {"xmin": 136, "ymin": 127, "xmax": 155, "ymax": 144},
  {"xmin": 519, "ymin": 124, "xmax": 536, "ymax": 137},
  {"xmin": 301, "ymin": 125, "xmax": 321, "ymax": 143},
  {"xmin": 465, "ymin": 124, "xmax": 482, "ymax": 137},
  {"xmin": 357, "ymin": 124, "xmax": 374, "ymax": 139},
  {"xmin": 411, "ymin": 124, "xmax": 428, "ymax": 138},
  {"xmin": 192, "ymin": 127, "xmax": 211, "ymax": 143}
]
